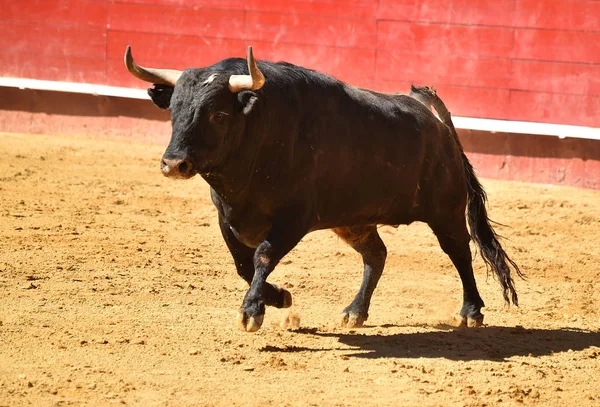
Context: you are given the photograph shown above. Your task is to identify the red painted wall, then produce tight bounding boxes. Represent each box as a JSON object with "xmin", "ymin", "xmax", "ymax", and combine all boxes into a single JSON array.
[{"xmin": 2, "ymin": 0, "xmax": 599, "ymax": 127}]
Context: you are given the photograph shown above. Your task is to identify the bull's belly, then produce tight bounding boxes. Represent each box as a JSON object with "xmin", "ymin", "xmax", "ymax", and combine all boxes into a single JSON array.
[
  {"xmin": 311, "ymin": 211, "xmax": 416, "ymax": 232},
  {"xmin": 312, "ymin": 189, "xmax": 420, "ymax": 230},
  {"xmin": 225, "ymin": 204, "xmax": 417, "ymax": 248}
]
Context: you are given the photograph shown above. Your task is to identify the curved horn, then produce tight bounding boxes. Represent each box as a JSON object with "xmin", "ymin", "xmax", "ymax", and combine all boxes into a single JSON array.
[
  {"xmin": 124, "ymin": 46, "xmax": 183, "ymax": 87},
  {"xmin": 228, "ymin": 46, "xmax": 265, "ymax": 93}
]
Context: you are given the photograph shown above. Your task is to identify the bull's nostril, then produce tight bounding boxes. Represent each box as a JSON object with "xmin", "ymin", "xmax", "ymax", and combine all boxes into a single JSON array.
[
  {"xmin": 178, "ymin": 161, "xmax": 189, "ymax": 174},
  {"xmin": 161, "ymin": 157, "xmax": 193, "ymax": 178}
]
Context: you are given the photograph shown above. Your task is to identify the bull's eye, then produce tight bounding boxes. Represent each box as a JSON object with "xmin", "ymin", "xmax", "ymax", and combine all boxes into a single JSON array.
[{"xmin": 210, "ymin": 111, "xmax": 228, "ymax": 124}]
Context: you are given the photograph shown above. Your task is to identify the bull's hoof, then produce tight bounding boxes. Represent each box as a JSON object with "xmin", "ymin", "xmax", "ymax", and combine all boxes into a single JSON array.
[
  {"xmin": 281, "ymin": 288, "xmax": 293, "ymax": 308},
  {"xmin": 271, "ymin": 284, "xmax": 293, "ymax": 309},
  {"xmin": 236, "ymin": 311, "xmax": 264, "ymax": 333},
  {"xmin": 458, "ymin": 313, "xmax": 484, "ymax": 329},
  {"xmin": 236, "ymin": 298, "xmax": 266, "ymax": 333},
  {"xmin": 468, "ymin": 314, "xmax": 484, "ymax": 328},
  {"xmin": 340, "ymin": 311, "xmax": 367, "ymax": 328}
]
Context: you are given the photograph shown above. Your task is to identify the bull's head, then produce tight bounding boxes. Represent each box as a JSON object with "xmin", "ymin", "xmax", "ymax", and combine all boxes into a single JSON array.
[{"xmin": 124, "ymin": 46, "xmax": 265, "ymax": 179}]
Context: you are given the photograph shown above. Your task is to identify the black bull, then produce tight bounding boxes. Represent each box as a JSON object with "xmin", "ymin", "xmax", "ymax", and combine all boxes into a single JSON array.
[{"xmin": 125, "ymin": 46, "xmax": 522, "ymax": 332}]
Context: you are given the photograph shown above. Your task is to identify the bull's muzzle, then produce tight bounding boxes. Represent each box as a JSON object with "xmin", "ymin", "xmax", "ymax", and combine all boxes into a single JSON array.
[{"xmin": 161, "ymin": 157, "xmax": 195, "ymax": 179}]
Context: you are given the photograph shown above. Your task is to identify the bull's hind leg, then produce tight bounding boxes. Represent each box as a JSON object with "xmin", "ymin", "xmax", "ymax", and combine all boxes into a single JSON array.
[
  {"xmin": 334, "ymin": 226, "xmax": 387, "ymax": 328},
  {"xmin": 429, "ymin": 217, "xmax": 485, "ymax": 327}
]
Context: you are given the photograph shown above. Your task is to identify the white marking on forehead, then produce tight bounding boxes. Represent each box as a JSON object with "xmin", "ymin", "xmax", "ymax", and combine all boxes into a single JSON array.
[{"xmin": 203, "ymin": 74, "xmax": 218, "ymax": 85}]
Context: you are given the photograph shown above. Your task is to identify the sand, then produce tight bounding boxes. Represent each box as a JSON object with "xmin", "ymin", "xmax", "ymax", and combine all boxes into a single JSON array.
[{"xmin": 1, "ymin": 132, "xmax": 598, "ymax": 406}]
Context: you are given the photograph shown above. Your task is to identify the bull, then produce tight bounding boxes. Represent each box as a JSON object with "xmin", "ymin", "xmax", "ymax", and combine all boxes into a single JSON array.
[{"xmin": 124, "ymin": 46, "xmax": 522, "ymax": 332}]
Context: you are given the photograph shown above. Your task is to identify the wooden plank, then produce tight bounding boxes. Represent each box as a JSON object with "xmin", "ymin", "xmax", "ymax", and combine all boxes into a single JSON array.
[
  {"xmin": 246, "ymin": 0, "xmax": 378, "ymax": 20},
  {"xmin": 111, "ymin": 0, "xmax": 246, "ymax": 10},
  {"xmin": 377, "ymin": 0, "xmax": 451, "ymax": 24},
  {"xmin": 245, "ymin": 11, "xmax": 376, "ymax": 48},
  {"xmin": 433, "ymin": 84, "xmax": 512, "ymax": 119},
  {"xmin": 0, "ymin": 52, "xmax": 106, "ymax": 84},
  {"xmin": 2, "ymin": 0, "xmax": 107, "ymax": 29},
  {"xmin": 509, "ymin": 90, "xmax": 600, "ymax": 127},
  {"xmin": 511, "ymin": 60, "xmax": 600, "ymax": 96},
  {"xmin": 450, "ymin": 0, "xmax": 515, "ymax": 26},
  {"xmin": 113, "ymin": 0, "xmax": 376, "ymax": 17},
  {"xmin": 377, "ymin": 21, "xmax": 514, "ymax": 58},
  {"xmin": 514, "ymin": 29, "xmax": 600, "ymax": 64},
  {"xmin": 0, "ymin": 22, "xmax": 106, "ymax": 58},
  {"xmin": 378, "ymin": 0, "xmax": 515, "ymax": 26},
  {"xmin": 108, "ymin": 3, "xmax": 245, "ymax": 38},
  {"xmin": 514, "ymin": 0, "xmax": 600, "ymax": 31},
  {"xmin": 376, "ymin": 51, "xmax": 511, "ymax": 89}
]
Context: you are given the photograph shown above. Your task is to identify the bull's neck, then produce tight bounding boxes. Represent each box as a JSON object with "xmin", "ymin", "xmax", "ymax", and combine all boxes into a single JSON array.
[
  {"xmin": 200, "ymin": 159, "xmax": 254, "ymax": 206},
  {"xmin": 202, "ymin": 126, "xmax": 291, "ymax": 207}
]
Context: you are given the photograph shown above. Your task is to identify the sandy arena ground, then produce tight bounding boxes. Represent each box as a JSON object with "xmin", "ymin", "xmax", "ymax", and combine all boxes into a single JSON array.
[{"xmin": 0, "ymin": 132, "xmax": 599, "ymax": 406}]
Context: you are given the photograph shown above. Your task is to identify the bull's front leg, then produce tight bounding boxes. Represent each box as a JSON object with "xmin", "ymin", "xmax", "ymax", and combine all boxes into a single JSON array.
[
  {"xmin": 237, "ymin": 219, "xmax": 308, "ymax": 332},
  {"xmin": 218, "ymin": 214, "xmax": 292, "ymax": 311}
]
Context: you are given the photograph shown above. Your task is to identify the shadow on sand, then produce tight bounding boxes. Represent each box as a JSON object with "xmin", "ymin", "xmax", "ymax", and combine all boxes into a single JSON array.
[{"xmin": 261, "ymin": 326, "xmax": 600, "ymax": 361}]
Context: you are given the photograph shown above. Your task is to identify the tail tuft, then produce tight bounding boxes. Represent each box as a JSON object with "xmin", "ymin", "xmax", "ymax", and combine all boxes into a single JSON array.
[{"xmin": 463, "ymin": 156, "xmax": 524, "ymax": 305}]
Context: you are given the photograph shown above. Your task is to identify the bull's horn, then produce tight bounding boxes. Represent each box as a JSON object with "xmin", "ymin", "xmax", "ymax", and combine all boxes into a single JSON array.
[
  {"xmin": 124, "ymin": 46, "xmax": 182, "ymax": 87},
  {"xmin": 228, "ymin": 46, "xmax": 265, "ymax": 93}
]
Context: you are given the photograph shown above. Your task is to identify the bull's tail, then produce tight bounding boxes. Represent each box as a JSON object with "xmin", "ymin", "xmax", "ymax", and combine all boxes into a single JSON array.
[{"xmin": 410, "ymin": 85, "xmax": 523, "ymax": 305}]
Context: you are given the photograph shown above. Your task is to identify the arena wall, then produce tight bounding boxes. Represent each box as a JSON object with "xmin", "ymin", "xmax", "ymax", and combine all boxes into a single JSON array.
[{"xmin": 1, "ymin": 1, "xmax": 599, "ymax": 188}]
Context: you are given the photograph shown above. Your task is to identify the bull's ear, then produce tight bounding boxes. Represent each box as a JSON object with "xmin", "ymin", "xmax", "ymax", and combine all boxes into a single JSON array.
[
  {"xmin": 237, "ymin": 90, "xmax": 258, "ymax": 115},
  {"xmin": 147, "ymin": 84, "xmax": 173, "ymax": 110}
]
